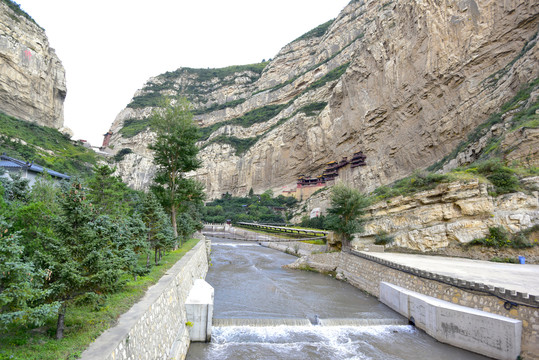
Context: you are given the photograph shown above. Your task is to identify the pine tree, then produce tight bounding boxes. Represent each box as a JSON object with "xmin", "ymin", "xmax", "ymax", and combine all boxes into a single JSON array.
[
  {"xmin": 87, "ymin": 164, "xmax": 131, "ymax": 217},
  {"xmin": 141, "ymin": 192, "xmax": 174, "ymax": 266},
  {"xmin": 0, "ymin": 172, "xmax": 29, "ymax": 203},
  {"xmin": 43, "ymin": 181, "xmax": 124, "ymax": 339},
  {"xmin": 0, "ymin": 217, "xmax": 59, "ymax": 329}
]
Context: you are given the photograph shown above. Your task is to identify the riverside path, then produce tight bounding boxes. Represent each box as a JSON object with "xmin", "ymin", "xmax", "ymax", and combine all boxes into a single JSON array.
[{"xmin": 360, "ymin": 252, "xmax": 539, "ymax": 296}]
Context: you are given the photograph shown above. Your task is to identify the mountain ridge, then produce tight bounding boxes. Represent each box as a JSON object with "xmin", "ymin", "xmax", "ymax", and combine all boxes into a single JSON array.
[{"xmin": 107, "ymin": 0, "xmax": 539, "ymax": 200}]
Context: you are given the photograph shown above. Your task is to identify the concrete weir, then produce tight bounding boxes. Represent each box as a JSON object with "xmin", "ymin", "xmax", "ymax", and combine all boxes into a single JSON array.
[
  {"xmin": 186, "ymin": 279, "xmax": 214, "ymax": 342},
  {"xmin": 380, "ymin": 282, "xmax": 522, "ymax": 360}
]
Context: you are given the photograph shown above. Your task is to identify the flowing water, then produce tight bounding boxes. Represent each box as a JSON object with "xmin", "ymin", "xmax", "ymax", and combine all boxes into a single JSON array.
[{"xmin": 186, "ymin": 239, "xmax": 489, "ymax": 360}]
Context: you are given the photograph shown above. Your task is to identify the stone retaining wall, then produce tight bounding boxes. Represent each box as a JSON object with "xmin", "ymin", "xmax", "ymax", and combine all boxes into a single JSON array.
[
  {"xmin": 81, "ymin": 235, "xmax": 210, "ymax": 360},
  {"xmin": 287, "ymin": 251, "xmax": 539, "ymax": 359}
]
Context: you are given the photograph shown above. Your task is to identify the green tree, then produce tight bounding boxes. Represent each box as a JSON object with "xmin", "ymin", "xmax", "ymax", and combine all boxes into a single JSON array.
[
  {"xmin": 43, "ymin": 181, "xmax": 124, "ymax": 339},
  {"xmin": 0, "ymin": 217, "xmax": 60, "ymax": 329},
  {"xmin": 149, "ymin": 97, "xmax": 202, "ymax": 243},
  {"xmin": 87, "ymin": 164, "xmax": 131, "ymax": 217},
  {"xmin": 260, "ymin": 189, "xmax": 273, "ymax": 204},
  {"xmin": 326, "ymin": 184, "xmax": 369, "ymax": 249},
  {"xmin": 29, "ymin": 172, "xmax": 60, "ymax": 210},
  {"xmin": 0, "ymin": 172, "xmax": 29, "ymax": 203},
  {"xmin": 141, "ymin": 192, "xmax": 174, "ymax": 266},
  {"xmin": 0, "ymin": 182, "xmax": 6, "ymax": 214}
]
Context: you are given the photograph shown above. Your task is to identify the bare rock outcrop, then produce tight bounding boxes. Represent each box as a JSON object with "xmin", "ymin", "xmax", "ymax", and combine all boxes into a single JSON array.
[
  {"xmin": 0, "ymin": 1, "xmax": 66, "ymax": 129},
  {"xmin": 353, "ymin": 180, "xmax": 539, "ymax": 251}
]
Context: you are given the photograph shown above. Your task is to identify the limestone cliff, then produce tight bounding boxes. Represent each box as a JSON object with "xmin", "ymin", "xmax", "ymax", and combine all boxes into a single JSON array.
[
  {"xmin": 354, "ymin": 179, "xmax": 539, "ymax": 251},
  {"xmin": 108, "ymin": 0, "xmax": 539, "ymax": 200},
  {"xmin": 0, "ymin": 1, "xmax": 66, "ymax": 129}
]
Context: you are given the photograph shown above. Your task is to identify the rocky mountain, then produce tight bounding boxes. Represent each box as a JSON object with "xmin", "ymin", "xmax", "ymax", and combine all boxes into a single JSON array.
[
  {"xmin": 0, "ymin": 0, "xmax": 66, "ymax": 130},
  {"xmin": 108, "ymin": 0, "xmax": 539, "ymax": 200}
]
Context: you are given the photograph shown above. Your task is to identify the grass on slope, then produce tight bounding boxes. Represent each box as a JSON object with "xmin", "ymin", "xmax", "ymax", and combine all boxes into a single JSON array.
[
  {"xmin": 0, "ymin": 112, "xmax": 101, "ymax": 177},
  {"xmin": 201, "ymin": 101, "xmax": 329, "ymax": 156},
  {"xmin": 0, "ymin": 239, "xmax": 200, "ymax": 360},
  {"xmin": 292, "ymin": 19, "xmax": 334, "ymax": 43},
  {"xmin": 127, "ymin": 62, "xmax": 269, "ymax": 109},
  {"xmin": 2, "ymin": 0, "xmax": 41, "ymax": 28}
]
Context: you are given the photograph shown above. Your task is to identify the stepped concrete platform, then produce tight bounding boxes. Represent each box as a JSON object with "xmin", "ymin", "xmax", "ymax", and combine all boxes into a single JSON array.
[{"xmin": 361, "ymin": 252, "xmax": 539, "ymax": 296}]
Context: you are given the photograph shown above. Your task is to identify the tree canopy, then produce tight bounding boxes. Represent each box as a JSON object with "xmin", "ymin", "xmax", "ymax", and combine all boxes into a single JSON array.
[
  {"xmin": 326, "ymin": 184, "xmax": 369, "ymax": 248},
  {"xmin": 149, "ymin": 97, "xmax": 204, "ymax": 242}
]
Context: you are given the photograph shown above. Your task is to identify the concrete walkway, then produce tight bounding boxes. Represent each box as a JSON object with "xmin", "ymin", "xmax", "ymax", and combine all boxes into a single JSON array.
[{"xmin": 360, "ymin": 252, "xmax": 539, "ymax": 296}]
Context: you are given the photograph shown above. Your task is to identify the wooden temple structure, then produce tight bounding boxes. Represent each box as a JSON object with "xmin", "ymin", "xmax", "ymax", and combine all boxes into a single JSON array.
[{"xmin": 285, "ymin": 151, "xmax": 367, "ymax": 200}]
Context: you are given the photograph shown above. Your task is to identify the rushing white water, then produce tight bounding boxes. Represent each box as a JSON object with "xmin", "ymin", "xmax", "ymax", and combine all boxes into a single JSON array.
[{"xmin": 186, "ymin": 238, "xmax": 489, "ymax": 360}]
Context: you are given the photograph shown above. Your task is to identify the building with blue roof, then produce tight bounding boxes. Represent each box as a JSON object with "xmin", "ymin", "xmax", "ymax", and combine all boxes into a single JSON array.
[{"xmin": 0, "ymin": 153, "xmax": 70, "ymax": 186}]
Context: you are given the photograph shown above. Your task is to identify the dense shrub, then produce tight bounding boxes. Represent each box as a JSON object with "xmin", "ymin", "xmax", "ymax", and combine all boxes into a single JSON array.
[
  {"xmin": 192, "ymin": 98, "xmax": 247, "ymax": 116},
  {"xmin": 305, "ymin": 63, "xmax": 350, "ymax": 92},
  {"xmin": 113, "ymin": 148, "xmax": 133, "ymax": 162},
  {"xmin": 469, "ymin": 226, "xmax": 535, "ymax": 249},
  {"xmin": 299, "ymin": 215, "xmax": 329, "ymax": 230},
  {"xmin": 297, "ymin": 102, "xmax": 328, "ymax": 116},
  {"xmin": 374, "ymin": 231, "xmax": 394, "ymax": 245},
  {"xmin": 468, "ymin": 159, "xmax": 521, "ymax": 195},
  {"xmin": 119, "ymin": 118, "xmax": 151, "ymax": 138},
  {"xmin": 490, "ymin": 257, "xmax": 519, "ymax": 263},
  {"xmin": 372, "ymin": 171, "xmax": 452, "ymax": 201}
]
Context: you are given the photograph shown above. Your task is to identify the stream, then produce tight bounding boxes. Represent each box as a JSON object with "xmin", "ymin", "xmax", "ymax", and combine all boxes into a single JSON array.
[{"xmin": 186, "ymin": 238, "xmax": 489, "ymax": 360}]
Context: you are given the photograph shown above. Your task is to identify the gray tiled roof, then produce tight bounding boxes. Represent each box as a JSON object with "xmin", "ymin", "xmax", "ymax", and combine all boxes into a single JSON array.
[{"xmin": 0, "ymin": 154, "xmax": 70, "ymax": 180}]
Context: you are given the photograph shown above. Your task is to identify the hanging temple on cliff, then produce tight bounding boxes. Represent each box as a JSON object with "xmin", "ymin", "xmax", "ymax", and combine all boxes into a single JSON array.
[{"xmin": 284, "ymin": 151, "xmax": 366, "ymax": 200}]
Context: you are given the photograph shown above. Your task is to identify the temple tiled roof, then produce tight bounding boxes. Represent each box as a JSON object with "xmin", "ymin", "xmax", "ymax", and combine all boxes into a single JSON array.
[{"xmin": 0, "ymin": 154, "xmax": 70, "ymax": 180}]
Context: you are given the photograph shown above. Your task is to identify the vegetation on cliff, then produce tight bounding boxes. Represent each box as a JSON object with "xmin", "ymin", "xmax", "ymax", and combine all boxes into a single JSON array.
[
  {"xmin": 127, "ymin": 62, "xmax": 269, "ymax": 109},
  {"xmin": 118, "ymin": 117, "xmax": 151, "ymax": 138},
  {"xmin": 201, "ymin": 101, "xmax": 328, "ymax": 156},
  {"xmin": 1, "ymin": 0, "xmax": 41, "ymax": 28},
  {"xmin": 430, "ymin": 77, "xmax": 539, "ymax": 172},
  {"xmin": 0, "ymin": 112, "xmax": 101, "ymax": 177},
  {"xmin": 292, "ymin": 19, "xmax": 334, "ymax": 43},
  {"xmin": 366, "ymin": 77, "xmax": 539, "ymax": 204}
]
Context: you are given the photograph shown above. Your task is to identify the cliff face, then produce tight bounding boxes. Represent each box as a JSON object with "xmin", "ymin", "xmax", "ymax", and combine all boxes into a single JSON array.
[
  {"xmin": 354, "ymin": 179, "xmax": 539, "ymax": 251},
  {"xmin": 109, "ymin": 0, "xmax": 539, "ymax": 199},
  {"xmin": 0, "ymin": 1, "xmax": 66, "ymax": 129}
]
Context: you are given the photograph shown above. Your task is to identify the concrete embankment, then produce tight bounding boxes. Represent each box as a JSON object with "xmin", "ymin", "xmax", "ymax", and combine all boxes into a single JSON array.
[
  {"xmin": 81, "ymin": 234, "xmax": 210, "ymax": 360},
  {"xmin": 286, "ymin": 251, "xmax": 539, "ymax": 360}
]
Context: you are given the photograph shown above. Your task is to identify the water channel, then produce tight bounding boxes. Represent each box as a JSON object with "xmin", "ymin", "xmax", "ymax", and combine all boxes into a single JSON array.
[{"xmin": 186, "ymin": 238, "xmax": 490, "ymax": 360}]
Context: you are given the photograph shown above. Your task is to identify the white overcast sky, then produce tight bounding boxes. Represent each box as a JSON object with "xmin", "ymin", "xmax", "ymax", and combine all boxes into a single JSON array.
[{"xmin": 14, "ymin": 0, "xmax": 350, "ymax": 146}]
